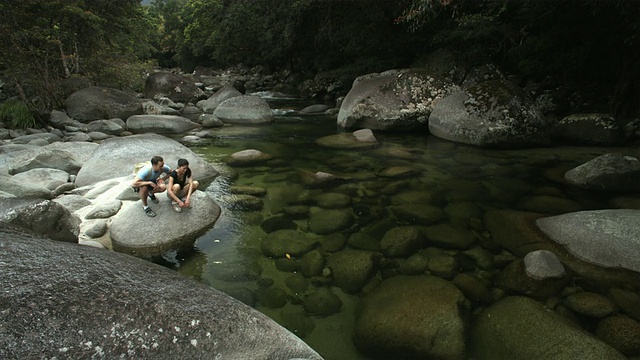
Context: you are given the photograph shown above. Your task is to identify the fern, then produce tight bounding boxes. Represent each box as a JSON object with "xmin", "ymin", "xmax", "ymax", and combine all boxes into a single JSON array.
[{"xmin": 0, "ymin": 99, "xmax": 38, "ymax": 129}]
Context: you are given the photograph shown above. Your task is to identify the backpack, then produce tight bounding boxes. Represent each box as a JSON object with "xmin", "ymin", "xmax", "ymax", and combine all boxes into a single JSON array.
[{"xmin": 133, "ymin": 161, "xmax": 151, "ymax": 176}]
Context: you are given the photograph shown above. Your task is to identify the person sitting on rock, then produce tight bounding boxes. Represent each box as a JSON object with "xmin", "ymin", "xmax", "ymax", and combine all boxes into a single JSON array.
[
  {"xmin": 131, "ymin": 155, "xmax": 171, "ymax": 217},
  {"xmin": 166, "ymin": 158, "xmax": 200, "ymax": 213}
]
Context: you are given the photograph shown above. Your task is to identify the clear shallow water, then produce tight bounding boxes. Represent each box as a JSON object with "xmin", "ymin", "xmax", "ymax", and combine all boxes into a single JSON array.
[{"xmin": 157, "ymin": 98, "xmax": 639, "ymax": 360}]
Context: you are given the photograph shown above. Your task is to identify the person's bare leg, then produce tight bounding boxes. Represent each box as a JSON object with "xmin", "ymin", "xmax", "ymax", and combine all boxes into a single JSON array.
[
  {"xmin": 171, "ymin": 184, "xmax": 181, "ymax": 198},
  {"xmin": 140, "ymin": 186, "xmax": 149, "ymax": 207}
]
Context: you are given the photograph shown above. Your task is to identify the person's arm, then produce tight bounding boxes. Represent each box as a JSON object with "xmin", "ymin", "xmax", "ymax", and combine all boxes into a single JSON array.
[
  {"xmin": 131, "ymin": 169, "xmax": 155, "ymax": 189},
  {"xmin": 184, "ymin": 176, "xmax": 194, "ymax": 204},
  {"xmin": 158, "ymin": 165, "xmax": 171, "ymax": 183}
]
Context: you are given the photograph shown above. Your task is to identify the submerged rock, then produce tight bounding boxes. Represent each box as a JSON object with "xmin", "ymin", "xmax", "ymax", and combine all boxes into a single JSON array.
[
  {"xmin": 354, "ymin": 275, "xmax": 468, "ymax": 359},
  {"xmin": 224, "ymin": 149, "xmax": 273, "ymax": 166},
  {"xmin": 315, "ymin": 129, "xmax": 380, "ymax": 149},
  {"xmin": 471, "ymin": 296, "xmax": 624, "ymax": 359}
]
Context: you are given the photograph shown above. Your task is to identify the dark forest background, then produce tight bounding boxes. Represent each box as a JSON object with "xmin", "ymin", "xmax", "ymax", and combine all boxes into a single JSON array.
[{"xmin": 0, "ymin": 0, "xmax": 638, "ymax": 123}]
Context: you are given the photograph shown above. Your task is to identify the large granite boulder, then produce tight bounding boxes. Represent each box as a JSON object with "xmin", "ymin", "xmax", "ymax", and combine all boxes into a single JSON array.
[
  {"xmin": 199, "ymin": 84, "xmax": 243, "ymax": 113},
  {"xmin": 74, "ymin": 133, "xmax": 218, "ymax": 188},
  {"xmin": 353, "ymin": 275, "xmax": 468, "ymax": 359},
  {"xmin": 144, "ymin": 72, "xmax": 206, "ymax": 104},
  {"xmin": 10, "ymin": 132, "xmax": 62, "ymax": 144},
  {"xmin": 429, "ymin": 80, "xmax": 550, "ymax": 147},
  {"xmin": 337, "ymin": 68, "xmax": 459, "ymax": 130},
  {"xmin": 485, "ymin": 209, "xmax": 640, "ymax": 289},
  {"xmin": 7, "ymin": 149, "xmax": 82, "ymax": 175},
  {"xmin": 64, "ymin": 86, "xmax": 143, "ymax": 122},
  {"xmin": 86, "ymin": 119, "xmax": 126, "ymax": 135},
  {"xmin": 12, "ymin": 168, "xmax": 70, "ymax": 191},
  {"xmin": 551, "ymin": 113, "xmax": 625, "ymax": 145},
  {"xmin": 109, "ymin": 191, "xmax": 221, "ymax": 257},
  {"xmin": 471, "ymin": 296, "xmax": 625, "ymax": 359},
  {"xmin": 0, "ymin": 198, "xmax": 80, "ymax": 242},
  {"xmin": 213, "ymin": 95, "xmax": 274, "ymax": 124},
  {"xmin": 536, "ymin": 209, "xmax": 640, "ymax": 273},
  {"xmin": 564, "ymin": 153, "xmax": 640, "ymax": 192},
  {"xmin": 126, "ymin": 115, "xmax": 201, "ymax": 134},
  {"xmin": 0, "ymin": 227, "xmax": 323, "ymax": 360},
  {"xmin": 0, "ymin": 174, "xmax": 54, "ymax": 199}
]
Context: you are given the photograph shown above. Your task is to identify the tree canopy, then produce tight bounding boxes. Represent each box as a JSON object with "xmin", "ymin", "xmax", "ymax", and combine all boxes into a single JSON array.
[{"xmin": 0, "ymin": 0, "xmax": 637, "ymax": 119}]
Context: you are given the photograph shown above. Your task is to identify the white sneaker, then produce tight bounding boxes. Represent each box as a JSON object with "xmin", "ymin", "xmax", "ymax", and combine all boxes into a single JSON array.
[{"xmin": 172, "ymin": 201, "xmax": 182, "ymax": 213}]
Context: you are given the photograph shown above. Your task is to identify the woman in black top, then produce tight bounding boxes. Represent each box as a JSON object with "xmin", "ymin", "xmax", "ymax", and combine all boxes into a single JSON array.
[{"xmin": 167, "ymin": 158, "xmax": 200, "ymax": 212}]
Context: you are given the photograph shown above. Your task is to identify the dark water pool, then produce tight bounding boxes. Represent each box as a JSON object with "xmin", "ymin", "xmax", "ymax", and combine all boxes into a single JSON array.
[{"xmin": 158, "ymin": 98, "xmax": 639, "ymax": 359}]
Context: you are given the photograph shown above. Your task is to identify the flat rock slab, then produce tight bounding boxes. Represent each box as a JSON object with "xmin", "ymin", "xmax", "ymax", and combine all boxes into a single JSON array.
[
  {"xmin": 0, "ymin": 226, "xmax": 322, "ymax": 360},
  {"xmin": 536, "ymin": 209, "xmax": 640, "ymax": 273},
  {"xmin": 109, "ymin": 191, "xmax": 221, "ymax": 257}
]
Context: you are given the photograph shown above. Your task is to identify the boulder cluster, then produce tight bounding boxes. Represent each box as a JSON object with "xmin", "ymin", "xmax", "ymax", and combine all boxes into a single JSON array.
[{"xmin": 1, "ymin": 57, "xmax": 639, "ymax": 359}]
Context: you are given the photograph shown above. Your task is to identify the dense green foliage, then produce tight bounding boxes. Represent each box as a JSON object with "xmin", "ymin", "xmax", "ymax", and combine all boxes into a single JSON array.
[
  {"xmin": 0, "ymin": 99, "xmax": 38, "ymax": 129},
  {"xmin": 0, "ymin": 0, "xmax": 154, "ymax": 114},
  {"xmin": 0, "ymin": 0, "xmax": 637, "ymax": 119}
]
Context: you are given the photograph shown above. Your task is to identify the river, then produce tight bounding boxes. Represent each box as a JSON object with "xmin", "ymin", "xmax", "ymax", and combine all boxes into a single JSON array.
[{"xmin": 157, "ymin": 96, "xmax": 639, "ymax": 359}]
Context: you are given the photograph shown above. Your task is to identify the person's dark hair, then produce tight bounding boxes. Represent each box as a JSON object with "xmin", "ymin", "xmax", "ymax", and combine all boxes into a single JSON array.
[
  {"xmin": 151, "ymin": 156, "xmax": 164, "ymax": 165},
  {"xmin": 177, "ymin": 158, "xmax": 189, "ymax": 167}
]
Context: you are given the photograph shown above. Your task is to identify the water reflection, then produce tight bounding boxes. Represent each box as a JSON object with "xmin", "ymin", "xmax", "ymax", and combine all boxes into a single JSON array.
[{"xmin": 158, "ymin": 98, "xmax": 639, "ymax": 359}]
